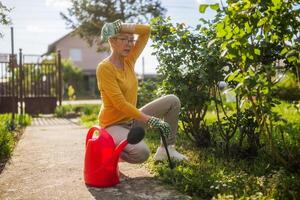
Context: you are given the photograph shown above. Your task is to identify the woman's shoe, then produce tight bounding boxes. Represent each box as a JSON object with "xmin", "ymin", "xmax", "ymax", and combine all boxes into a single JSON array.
[{"xmin": 154, "ymin": 145, "xmax": 188, "ymax": 161}]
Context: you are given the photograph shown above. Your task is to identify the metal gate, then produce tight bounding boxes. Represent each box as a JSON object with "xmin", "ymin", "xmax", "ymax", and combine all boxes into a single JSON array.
[{"xmin": 0, "ymin": 50, "xmax": 62, "ymax": 115}]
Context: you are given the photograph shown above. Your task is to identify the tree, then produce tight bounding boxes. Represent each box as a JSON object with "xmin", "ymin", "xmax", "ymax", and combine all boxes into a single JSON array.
[
  {"xmin": 0, "ymin": 1, "xmax": 11, "ymax": 37},
  {"xmin": 61, "ymin": 0, "xmax": 166, "ymax": 46}
]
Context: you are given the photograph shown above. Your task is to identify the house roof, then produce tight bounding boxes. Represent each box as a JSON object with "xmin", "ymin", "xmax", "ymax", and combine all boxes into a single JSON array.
[
  {"xmin": 46, "ymin": 30, "xmax": 108, "ymax": 55},
  {"xmin": 47, "ymin": 30, "xmax": 76, "ymax": 54}
]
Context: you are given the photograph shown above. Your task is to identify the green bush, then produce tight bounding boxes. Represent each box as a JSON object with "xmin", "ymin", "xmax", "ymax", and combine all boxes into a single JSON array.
[
  {"xmin": 0, "ymin": 114, "xmax": 31, "ymax": 130},
  {"xmin": 54, "ymin": 104, "xmax": 99, "ymax": 118},
  {"xmin": 82, "ymin": 105, "xmax": 99, "ymax": 116},
  {"xmin": 54, "ymin": 105, "xmax": 73, "ymax": 117},
  {"xmin": 80, "ymin": 114, "xmax": 98, "ymax": 127},
  {"xmin": 0, "ymin": 127, "xmax": 13, "ymax": 160},
  {"xmin": 0, "ymin": 114, "xmax": 32, "ymax": 160},
  {"xmin": 55, "ymin": 104, "xmax": 100, "ymax": 127},
  {"xmin": 150, "ymin": 17, "xmax": 226, "ymax": 148},
  {"xmin": 137, "ymin": 79, "xmax": 159, "ymax": 108}
]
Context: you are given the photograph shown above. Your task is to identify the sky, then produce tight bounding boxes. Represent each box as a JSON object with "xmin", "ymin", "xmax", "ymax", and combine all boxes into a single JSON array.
[{"xmin": 0, "ymin": 0, "xmax": 217, "ymax": 74}]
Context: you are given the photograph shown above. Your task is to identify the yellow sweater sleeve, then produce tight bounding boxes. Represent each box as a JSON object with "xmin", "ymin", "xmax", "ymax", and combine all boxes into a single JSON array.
[
  {"xmin": 98, "ymin": 65, "xmax": 142, "ymax": 119},
  {"xmin": 126, "ymin": 24, "xmax": 151, "ymax": 65}
]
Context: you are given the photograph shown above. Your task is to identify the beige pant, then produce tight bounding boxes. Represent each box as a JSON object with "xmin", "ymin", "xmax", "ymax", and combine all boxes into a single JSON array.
[{"xmin": 105, "ymin": 94, "xmax": 181, "ymax": 164}]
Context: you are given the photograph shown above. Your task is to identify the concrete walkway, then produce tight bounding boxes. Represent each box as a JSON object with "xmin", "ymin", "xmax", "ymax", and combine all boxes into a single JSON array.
[
  {"xmin": 0, "ymin": 117, "xmax": 191, "ymax": 200},
  {"xmin": 62, "ymin": 99, "xmax": 101, "ymax": 105}
]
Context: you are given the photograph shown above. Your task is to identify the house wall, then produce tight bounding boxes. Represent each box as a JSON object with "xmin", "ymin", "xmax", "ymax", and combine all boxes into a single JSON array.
[{"xmin": 54, "ymin": 34, "xmax": 109, "ymax": 74}]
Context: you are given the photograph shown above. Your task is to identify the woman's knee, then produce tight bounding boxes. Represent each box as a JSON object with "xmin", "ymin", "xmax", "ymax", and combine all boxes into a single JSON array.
[
  {"xmin": 124, "ymin": 144, "xmax": 150, "ymax": 164},
  {"xmin": 135, "ymin": 147, "xmax": 150, "ymax": 163},
  {"xmin": 166, "ymin": 94, "xmax": 181, "ymax": 108},
  {"xmin": 105, "ymin": 125, "xmax": 128, "ymax": 144}
]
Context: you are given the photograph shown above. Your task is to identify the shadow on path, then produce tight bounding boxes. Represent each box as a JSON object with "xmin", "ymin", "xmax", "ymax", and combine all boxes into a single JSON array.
[{"xmin": 87, "ymin": 176, "xmax": 186, "ymax": 200}]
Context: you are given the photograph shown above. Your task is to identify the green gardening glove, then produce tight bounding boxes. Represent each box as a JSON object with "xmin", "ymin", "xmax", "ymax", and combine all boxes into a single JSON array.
[
  {"xmin": 147, "ymin": 117, "xmax": 171, "ymax": 138},
  {"xmin": 100, "ymin": 19, "xmax": 122, "ymax": 42}
]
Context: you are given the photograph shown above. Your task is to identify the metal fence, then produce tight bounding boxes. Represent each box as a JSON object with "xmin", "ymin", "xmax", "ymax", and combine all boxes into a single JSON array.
[{"xmin": 0, "ymin": 50, "xmax": 62, "ymax": 115}]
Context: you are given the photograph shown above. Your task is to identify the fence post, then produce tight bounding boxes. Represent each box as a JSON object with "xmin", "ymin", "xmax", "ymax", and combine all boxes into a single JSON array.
[
  {"xmin": 19, "ymin": 48, "xmax": 23, "ymax": 115},
  {"xmin": 11, "ymin": 27, "xmax": 15, "ymax": 120},
  {"xmin": 57, "ymin": 50, "xmax": 62, "ymax": 106}
]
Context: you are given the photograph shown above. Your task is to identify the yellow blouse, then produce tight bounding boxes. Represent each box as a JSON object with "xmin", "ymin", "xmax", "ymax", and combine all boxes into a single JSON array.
[{"xmin": 96, "ymin": 24, "xmax": 151, "ymax": 128}]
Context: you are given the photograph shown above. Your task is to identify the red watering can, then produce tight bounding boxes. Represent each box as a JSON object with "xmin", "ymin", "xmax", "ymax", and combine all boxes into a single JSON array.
[{"xmin": 84, "ymin": 126, "xmax": 145, "ymax": 187}]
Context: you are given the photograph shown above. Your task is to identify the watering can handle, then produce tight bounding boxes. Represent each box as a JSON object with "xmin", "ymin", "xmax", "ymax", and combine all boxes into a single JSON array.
[{"xmin": 85, "ymin": 126, "xmax": 102, "ymax": 147}]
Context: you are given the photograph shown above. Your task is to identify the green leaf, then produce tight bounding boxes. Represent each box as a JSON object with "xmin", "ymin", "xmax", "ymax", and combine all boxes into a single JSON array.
[
  {"xmin": 217, "ymin": 29, "xmax": 227, "ymax": 38},
  {"xmin": 257, "ymin": 17, "xmax": 268, "ymax": 27},
  {"xmin": 247, "ymin": 53, "xmax": 254, "ymax": 60},
  {"xmin": 225, "ymin": 31, "xmax": 233, "ymax": 39},
  {"xmin": 286, "ymin": 49, "xmax": 297, "ymax": 58},
  {"xmin": 272, "ymin": 0, "xmax": 281, "ymax": 7},
  {"xmin": 254, "ymin": 49, "xmax": 261, "ymax": 55},
  {"xmin": 280, "ymin": 48, "xmax": 288, "ymax": 56},
  {"xmin": 225, "ymin": 69, "xmax": 240, "ymax": 82},
  {"xmin": 215, "ymin": 22, "xmax": 224, "ymax": 31},
  {"xmin": 245, "ymin": 22, "xmax": 252, "ymax": 34},
  {"xmin": 226, "ymin": 73, "xmax": 236, "ymax": 82},
  {"xmin": 287, "ymin": 56, "xmax": 297, "ymax": 63},
  {"xmin": 271, "ymin": 34, "xmax": 279, "ymax": 41},
  {"xmin": 233, "ymin": 26, "xmax": 240, "ymax": 34},
  {"xmin": 210, "ymin": 3, "xmax": 220, "ymax": 11},
  {"xmin": 227, "ymin": 53, "xmax": 236, "ymax": 59},
  {"xmin": 199, "ymin": 4, "xmax": 209, "ymax": 13},
  {"xmin": 242, "ymin": 55, "xmax": 247, "ymax": 62},
  {"xmin": 221, "ymin": 41, "xmax": 228, "ymax": 49}
]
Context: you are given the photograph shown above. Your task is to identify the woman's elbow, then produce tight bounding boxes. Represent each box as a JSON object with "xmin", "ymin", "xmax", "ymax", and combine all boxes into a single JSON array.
[{"xmin": 145, "ymin": 25, "xmax": 151, "ymax": 34}]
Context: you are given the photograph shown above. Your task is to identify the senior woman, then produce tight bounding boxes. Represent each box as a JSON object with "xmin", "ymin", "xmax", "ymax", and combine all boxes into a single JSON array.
[{"xmin": 96, "ymin": 20, "xmax": 188, "ymax": 164}]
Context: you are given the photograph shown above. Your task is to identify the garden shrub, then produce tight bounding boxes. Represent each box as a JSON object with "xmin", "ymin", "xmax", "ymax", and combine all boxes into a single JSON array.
[
  {"xmin": 137, "ymin": 79, "xmax": 159, "ymax": 108},
  {"xmin": 0, "ymin": 127, "xmax": 13, "ymax": 160},
  {"xmin": 0, "ymin": 114, "xmax": 31, "ymax": 160},
  {"xmin": 150, "ymin": 17, "xmax": 226, "ymax": 148}
]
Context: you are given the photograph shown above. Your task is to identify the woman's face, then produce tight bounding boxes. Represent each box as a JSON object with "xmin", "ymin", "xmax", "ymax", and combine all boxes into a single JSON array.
[{"xmin": 109, "ymin": 33, "xmax": 135, "ymax": 57}]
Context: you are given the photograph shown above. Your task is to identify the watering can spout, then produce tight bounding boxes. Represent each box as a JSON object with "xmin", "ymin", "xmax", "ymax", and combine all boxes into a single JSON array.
[
  {"xmin": 113, "ymin": 126, "xmax": 145, "ymax": 161},
  {"xmin": 113, "ymin": 140, "xmax": 128, "ymax": 160}
]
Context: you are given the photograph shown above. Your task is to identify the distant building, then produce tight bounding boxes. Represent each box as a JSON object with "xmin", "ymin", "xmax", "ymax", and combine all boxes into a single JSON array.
[
  {"xmin": 0, "ymin": 53, "xmax": 10, "ymax": 62},
  {"xmin": 47, "ymin": 31, "xmax": 109, "ymax": 97}
]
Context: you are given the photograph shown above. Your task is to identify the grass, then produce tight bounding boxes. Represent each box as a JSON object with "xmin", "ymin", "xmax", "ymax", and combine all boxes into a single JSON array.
[
  {"xmin": 142, "ymin": 101, "xmax": 300, "ymax": 199},
  {"xmin": 71, "ymin": 101, "xmax": 300, "ymax": 199},
  {"xmin": 55, "ymin": 104, "xmax": 99, "ymax": 127},
  {"xmin": 142, "ymin": 129, "xmax": 300, "ymax": 199}
]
